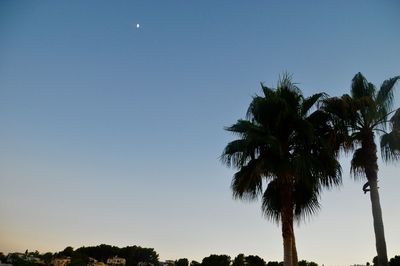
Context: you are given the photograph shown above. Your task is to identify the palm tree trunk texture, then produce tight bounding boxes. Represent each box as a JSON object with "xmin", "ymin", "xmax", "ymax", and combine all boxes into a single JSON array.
[
  {"xmin": 369, "ymin": 178, "xmax": 388, "ymax": 266},
  {"xmin": 282, "ymin": 213, "xmax": 293, "ymax": 266},
  {"xmin": 364, "ymin": 135, "xmax": 388, "ymax": 266},
  {"xmin": 292, "ymin": 229, "xmax": 298, "ymax": 266},
  {"xmin": 281, "ymin": 185, "xmax": 296, "ymax": 266}
]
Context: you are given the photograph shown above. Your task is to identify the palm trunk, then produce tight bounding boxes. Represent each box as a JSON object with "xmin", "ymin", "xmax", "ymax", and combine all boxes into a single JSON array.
[
  {"xmin": 281, "ymin": 184, "xmax": 296, "ymax": 266},
  {"xmin": 282, "ymin": 211, "xmax": 293, "ymax": 266},
  {"xmin": 369, "ymin": 178, "xmax": 388, "ymax": 266},
  {"xmin": 292, "ymin": 229, "xmax": 298, "ymax": 266},
  {"xmin": 364, "ymin": 133, "xmax": 388, "ymax": 266}
]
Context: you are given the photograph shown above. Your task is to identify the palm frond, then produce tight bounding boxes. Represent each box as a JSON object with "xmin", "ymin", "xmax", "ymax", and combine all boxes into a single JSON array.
[
  {"xmin": 350, "ymin": 148, "xmax": 368, "ymax": 180},
  {"xmin": 322, "ymin": 95, "xmax": 358, "ymax": 126},
  {"xmin": 260, "ymin": 82, "xmax": 275, "ymax": 99},
  {"xmin": 221, "ymin": 139, "xmax": 257, "ymax": 168},
  {"xmin": 261, "ymin": 180, "xmax": 281, "ymax": 223},
  {"xmin": 351, "ymin": 72, "xmax": 376, "ymax": 99},
  {"xmin": 246, "ymin": 92, "xmax": 284, "ymax": 127},
  {"xmin": 231, "ymin": 159, "xmax": 265, "ymax": 201},
  {"xmin": 306, "ymin": 151, "xmax": 342, "ymax": 188},
  {"xmin": 322, "ymin": 96, "xmax": 347, "ymax": 117},
  {"xmin": 375, "ymin": 76, "xmax": 400, "ymax": 130},
  {"xmin": 225, "ymin": 120, "xmax": 263, "ymax": 136},
  {"xmin": 293, "ymin": 183, "xmax": 320, "ymax": 222},
  {"xmin": 319, "ymin": 97, "xmax": 354, "ymax": 153},
  {"xmin": 380, "ymin": 131, "xmax": 400, "ymax": 162},
  {"xmin": 376, "ymin": 76, "xmax": 400, "ymax": 111},
  {"xmin": 246, "ymin": 95, "xmax": 265, "ymax": 121},
  {"xmin": 390, "ymin": 108, "xmax": 400, "ymax": 131},
  {"xmin": 301, "ymin": 93, "xmax": 326, "ymax": 116},
  {"xmin": 277, "ymin": 72, "xmax": 298, "ymax": 92}
]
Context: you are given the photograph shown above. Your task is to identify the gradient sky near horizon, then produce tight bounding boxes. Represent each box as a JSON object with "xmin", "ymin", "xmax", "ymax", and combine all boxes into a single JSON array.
[{"xmin": 1, "ymin": 1, "xmax": 400, "ymax": 265}]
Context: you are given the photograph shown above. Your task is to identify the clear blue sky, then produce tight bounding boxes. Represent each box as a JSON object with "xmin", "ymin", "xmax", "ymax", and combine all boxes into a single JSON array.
[{"xmin": 1, "ymin": 1, "xmax": 399, "ymax": 265}]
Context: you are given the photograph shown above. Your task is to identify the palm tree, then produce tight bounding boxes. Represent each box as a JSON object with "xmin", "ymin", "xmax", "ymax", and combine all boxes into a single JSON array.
[
  {"xmin": 322, "ymin": 72, "xmax": 400, "ymax": 266},
  {"xmin": 221, "ymin": 75, "xmax": 342, "ymax": 266}
]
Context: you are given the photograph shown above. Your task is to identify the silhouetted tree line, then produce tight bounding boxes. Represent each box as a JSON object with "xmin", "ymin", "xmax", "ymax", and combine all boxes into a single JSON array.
[
  {"xmin": 55, "ymin": 245, "xmax": 159, "ymax": 266},
  {"xmin": 197, "ymin": 254, "xmax": 318, "ymax": 266},
  {"xmin": 3, "ymin": 248, "xmax": 400, "ymax": 266}
]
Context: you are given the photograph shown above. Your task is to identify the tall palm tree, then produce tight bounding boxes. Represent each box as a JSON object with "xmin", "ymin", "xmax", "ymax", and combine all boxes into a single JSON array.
[
  {"xmin": 322, "ymin": 72, "xmax": 400, "ymax": 266},
  {"xmin": 222, "ymin": 75, "xmax": 342, "ymax": 266}
]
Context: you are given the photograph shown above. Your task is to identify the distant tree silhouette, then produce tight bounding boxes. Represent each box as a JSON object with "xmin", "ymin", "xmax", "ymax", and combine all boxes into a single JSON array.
[
  {"xmin": 40, "ymin": 252, "xmax": 53, "ymax": 265},
  {"xmin": 75, "ymin": 244, "xmax": 118, "ymax": 262},
  {"xmin": 246, "ymin": 255, "xmax": 266, "ymax": 266},
  {"xmin": 266, "ymin": 261, "xmax": 283, "ymax": 266},
  {"xmin": 0, "ymin": 252, "xmax": 6, "ymax": 263},
  {"xmin": 298, "ymin": 260, "xmax": 318, "ymax": 266},
  {"xmin": 68, "ymin": 252, "xmax": 89, "ymax": 266},
  {"xmin": 374, "ymin": 256, "xmax": 379, "ymax": 266},
  {"xmin": 176, "ymin": 258, "xmax": 189, "ymax": 266},
  {"xmin": 59, "ymin": 247, "xmax": 74, "ymax": 258},
  {"xmin": 190, "ymin": 260, "xmax": 201, "ymax": 266},
  {"xmin": 232, "ymin": 254, "xmax": 245, "ymax": 266},
  {"xmin": 119, "ymin": 245, "xmax": 158, "ymax": 266},
  {"xmin": 389, "ymin": 256, "xmax": 400, "ymax": 266},
  {"xmin": 201, "ymin": 255, "xmax": 231, "ymax": 266},
  {"xmin": 232, "ymin": 254, "xmax": 265, "ymax": 266}
]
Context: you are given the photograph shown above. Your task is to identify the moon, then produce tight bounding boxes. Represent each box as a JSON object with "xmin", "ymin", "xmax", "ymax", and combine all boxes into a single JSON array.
[{"xmin": 136, "ymin": 23, "xmax": 140, "ymax": 29}]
